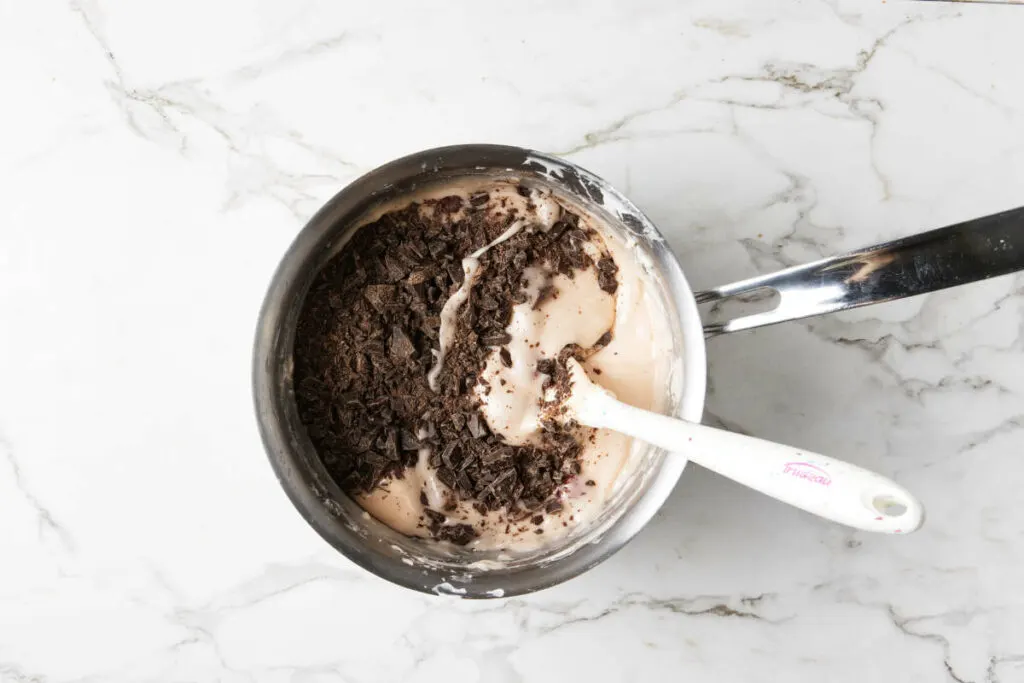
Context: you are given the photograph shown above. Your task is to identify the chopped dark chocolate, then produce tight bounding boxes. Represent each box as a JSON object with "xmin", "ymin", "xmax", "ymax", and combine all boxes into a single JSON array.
[
  {"xmin": 480, "ymin": 331, "xmax": 512, "ymax": 346},
  {"xmin": 436, "ymin": 523, "xmax": 476, "ymax": 545},
  {"xmin": 423, "ymin": 508, "xmax": 446, "ymax": 525},
  {"xmin": 593, "ymin": 330, "xmax": 613, "ymax": 349},
  {"xmin": 533, "ymin": 284, "xmax": 556, "ymax": 310},
  {"xmin": 596, "ymin": 257, "xmax": 619, "ymax": 294},
  {"xmin": 467, "ymin": 412, "xmax": 489, "ymax": 439},
  {"xmin": 292, "ymin": 186, "xmax": 620, "ymax": 543},
  {"xmin": 390, "ymin": 325, "xmax": 417, "ymax": 360}
]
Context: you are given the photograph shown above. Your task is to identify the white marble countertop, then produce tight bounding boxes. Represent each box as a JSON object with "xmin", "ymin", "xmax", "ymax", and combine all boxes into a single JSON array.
[{"xmin": 3, "ymin": 1, "xmax": 1024, "ymax": 681}]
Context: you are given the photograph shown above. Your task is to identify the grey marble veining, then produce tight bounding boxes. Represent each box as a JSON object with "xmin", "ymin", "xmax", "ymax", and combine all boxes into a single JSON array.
[{"xmin": 2, "ymin": 1, "xmax": 1023, "ymax": 681}]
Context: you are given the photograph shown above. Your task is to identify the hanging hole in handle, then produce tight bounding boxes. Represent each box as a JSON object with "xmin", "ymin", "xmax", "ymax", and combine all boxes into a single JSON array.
[
  {"xmin": 698, "ymin": 286, "xmax": 780, "ymax": 328},
  {"xmin": 872, "ymin": 494, "xmax": 908, "ymax": 517}
]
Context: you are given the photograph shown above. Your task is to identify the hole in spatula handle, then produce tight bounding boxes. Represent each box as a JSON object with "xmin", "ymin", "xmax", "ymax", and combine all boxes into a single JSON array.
[{"xmin": 872, "ymin": 494, "xmax": 909, "ymax": 517}]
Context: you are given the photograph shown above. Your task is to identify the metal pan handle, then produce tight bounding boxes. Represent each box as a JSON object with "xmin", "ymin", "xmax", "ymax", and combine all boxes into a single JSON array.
[{"xmin": 698, "ymin": 206, "xmax": 1024, "ymax": 336}]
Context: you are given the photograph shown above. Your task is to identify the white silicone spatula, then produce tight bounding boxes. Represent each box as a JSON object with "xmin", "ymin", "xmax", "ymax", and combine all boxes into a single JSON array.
[{"xmin": 557, "ymin": 359, "xmax": 924, "ymax": 533}]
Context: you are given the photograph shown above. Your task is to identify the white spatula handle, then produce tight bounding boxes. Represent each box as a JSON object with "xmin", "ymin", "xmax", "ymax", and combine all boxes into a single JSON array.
[{"xmin": 577, "ymin": 389, "xmax": 923, "ymax": 534}]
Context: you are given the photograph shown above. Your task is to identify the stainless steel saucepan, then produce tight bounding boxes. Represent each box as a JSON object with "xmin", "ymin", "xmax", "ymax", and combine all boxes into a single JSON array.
[{"xmin": 253, "ymin": 144, "xmax": 1023, "ymax": 598}]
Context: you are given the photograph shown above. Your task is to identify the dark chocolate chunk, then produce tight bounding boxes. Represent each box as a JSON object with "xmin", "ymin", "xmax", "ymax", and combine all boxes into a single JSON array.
[
  {"xmin": 533, "ymin": 283, "xmax": 557, "ymax": 310},
  {"xmin": 440, "ymin": 441, "xmax": 462, "ymax": 470},
  {"xmin": 436, "ymin": 523, "xmax": 477, "ymax": 545},
  {"xmin": 384, "ymin": 253, "xmax": 409, "ymax": 282},
  {"xmin": 427, "ymin": 239, "xmax": 447, "ymax": 259},
  {"xmin": 400, "ymin": 430, "xmax": 421, "ymax": 451},
  {"xmin": 390, "ymin": 326, "xmax": 416, "ymax": 360},
  {"xmin": 596, "ymin": 258, "xmax": 619, "ymax": 294},
  {"xmin": 598, "ymin": 269, "xmax": 618, "ymax": 294},
  {"xmin": 436, "ymin": 195, "xmax": 464, "ymax": 214},
  {"xmin": 477, "ymin": 294, "xmax": 500, "ymax": 311},
  {"xmin": 548, "ymin": 221, "xmax": 569, "ymax": 240},
  {"xmin": 480, "ymin": 331, "xmax": 512, "ymax": 346},
  {"xmin": 467, "ymin": 413, "xmax": 489, "ymax": 439},
  {"xmin": 406, "ymin": 269, "xmax": 432, "ymax": 286},
  {"xmin": 363, "ymin": 284, "xmax": 396, "ymax": 313},
  {"xmin": 437, "ymin": 467, "xmax": 457, "ymax": 490},
  {"xmin": 446, "ymin": 262, "xmax": 465, "ymax": 285},
  {"xmin": 423, "ymin": 508, "xmax": 446, "ymax": 525}
]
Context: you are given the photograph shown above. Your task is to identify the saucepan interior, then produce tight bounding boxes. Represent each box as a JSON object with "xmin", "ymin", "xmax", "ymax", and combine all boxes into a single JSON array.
[{"xmin": 253, "ymin": 145, "xmax": 707, "ymax": 597}]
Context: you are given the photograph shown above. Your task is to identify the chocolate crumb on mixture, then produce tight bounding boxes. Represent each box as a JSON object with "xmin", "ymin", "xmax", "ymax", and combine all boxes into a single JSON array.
[{"xmin": 293, "ymin": 186, "xmax": 617, "ymax": 546}]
